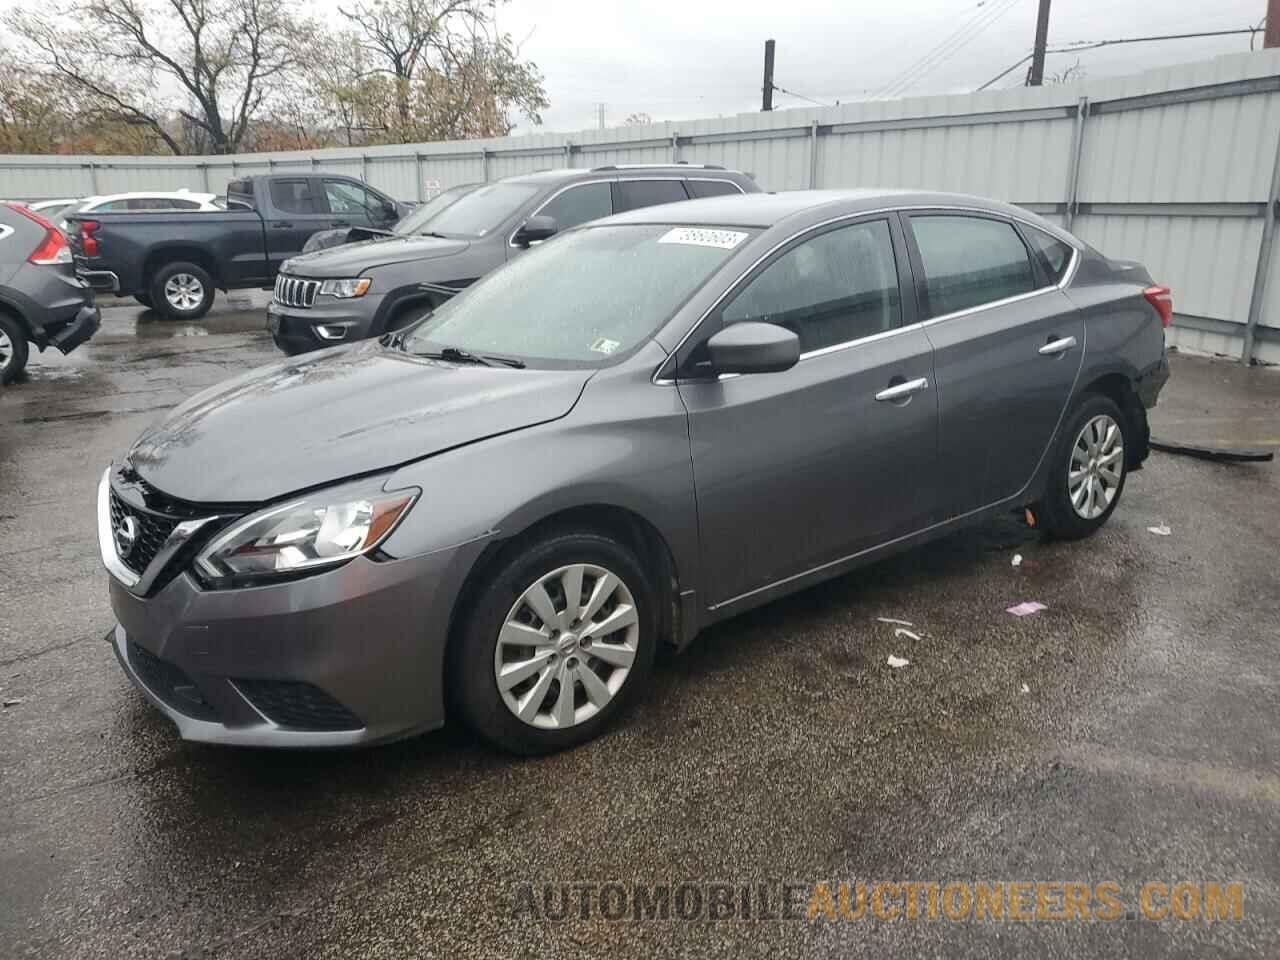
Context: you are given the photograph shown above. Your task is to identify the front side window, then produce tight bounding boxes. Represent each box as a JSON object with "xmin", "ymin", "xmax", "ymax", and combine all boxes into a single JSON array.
[
  {"xmin": 1023, "ymin": 225, "xmax": 1074, "ymax": 286},
  {"xmin": 535, "ymin": 182, "xmax": 612, "ymax": 232},
  {"xmin": 722, "ymin": 219, "xmax": 901, "ymax": 354},
  {"xmin": 269, "ymin": 179, "xmax": 318, "ymax": 215},
  {"xmin": 613, "ymin": 179, "xmax": 688, "ymax": 213},
  {"xmin": 911, "ymin": 215, "xmax": 1035, "ymax": 318},
  {"xmin": 324, "ymin": 180, "xmax": 375, "ymax": 217},
  {"xmin": 403, "ymin": 224, "xmax": 749, "ymax": 366}
]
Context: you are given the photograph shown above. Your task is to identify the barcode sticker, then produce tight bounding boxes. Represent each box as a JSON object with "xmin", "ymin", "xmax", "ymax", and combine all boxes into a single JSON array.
[{"xmin": 658, "ymin": 228, "xmax": 749, "ymax": 250}]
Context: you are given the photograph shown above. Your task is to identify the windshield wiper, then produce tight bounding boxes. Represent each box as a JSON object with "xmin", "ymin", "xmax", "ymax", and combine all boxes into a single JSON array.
[{"xmin": 414, "ymin": 346, "xmax": 526, "ymax": 369}]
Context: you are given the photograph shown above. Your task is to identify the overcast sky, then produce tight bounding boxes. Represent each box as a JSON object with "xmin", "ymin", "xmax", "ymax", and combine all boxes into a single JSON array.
[{"xmin": 495, "ymin": 0, "xmax": 1269, "ymax": 132}]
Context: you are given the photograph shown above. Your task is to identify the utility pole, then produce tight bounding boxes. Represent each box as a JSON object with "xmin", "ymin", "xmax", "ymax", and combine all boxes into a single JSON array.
[
  {"xmin": 1028, "ymin": 0, "xmax": 1052, "ymax": 85},
  {"xmin": 762, "ymin": 39, "xmax": 776, "ymax": 111},
  {"xmin": 597, "ymin": 103, "xmax": 606, "ymax": 129},
  {"xmin": 1267, "ymin": 0, "xmax": 1280, "ymax": 48}
]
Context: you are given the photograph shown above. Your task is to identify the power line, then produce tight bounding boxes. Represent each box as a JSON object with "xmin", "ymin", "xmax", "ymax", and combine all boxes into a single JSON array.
[
  {"xmin": 875, "ymin": 0, "xmax": 1023, "ymax": 99},
  {"xmin": 770, "ymin": 83, "xmax": 831, "ymax": 107},
  {"xmin": 977, "ymin": 28, "xmax": 1260, "ymax": 90}
]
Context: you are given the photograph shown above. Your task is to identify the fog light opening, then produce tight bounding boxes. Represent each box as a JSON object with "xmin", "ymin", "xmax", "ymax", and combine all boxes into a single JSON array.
[{"xmin": 314, "ymin": 323, "xmax": 351, "ymax": 341}]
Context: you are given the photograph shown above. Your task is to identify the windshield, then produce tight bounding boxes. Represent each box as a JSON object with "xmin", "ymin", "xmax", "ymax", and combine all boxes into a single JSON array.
[
  {"xmin": 403, "ymin": 224, "xmax": 752, "ymax": 367},
  {"xmin": 392, "ymin": 185, "xmax": 477, "ymax": 236},
  {"xmin": 417, "ymin": 182, "xmax": 538, "ymax": 238}
]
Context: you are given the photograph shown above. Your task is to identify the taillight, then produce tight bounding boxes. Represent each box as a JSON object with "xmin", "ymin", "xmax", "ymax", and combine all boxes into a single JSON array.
[
  {"xmin": 6, "ymin": 202, "xmax": 71, "ymax": 265},
  {"xmin": 1144, "ymin": 285, "xmax": 1173, "ymax": 328},
  {"xmin": 80, "ymin": 220, "xmax": 101, "ymax": 257}
]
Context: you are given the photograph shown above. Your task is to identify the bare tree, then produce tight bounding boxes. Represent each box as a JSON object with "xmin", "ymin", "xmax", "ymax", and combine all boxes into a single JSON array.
[
  {"xmin": 623, "ymin": 112, "xmax": 653, "ymax": 126},
  {"xmin": 7, "ymin": 0, "xmax": 302, "ymax": 155}
]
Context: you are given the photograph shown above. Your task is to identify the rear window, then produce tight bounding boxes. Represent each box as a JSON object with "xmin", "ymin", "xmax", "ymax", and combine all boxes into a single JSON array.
[
  {"xmin": 613, "ymin": 179, "xmax": 689, "ymax": 213},
  {"xmin": 910, "ymin": 215, "xmax": 1036, "ymax": 318},
  {"xmin": 1023, "ymin": 225, "xmax": 1075, "ymax": 285},
  {"xmin": 687, "ymin": 179, "xmax": 744, "ymax": 199}
]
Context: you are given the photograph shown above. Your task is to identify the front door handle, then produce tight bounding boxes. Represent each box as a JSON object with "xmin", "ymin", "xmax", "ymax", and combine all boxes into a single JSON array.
[
  {"xmin": 272, "ymin": 221, "xmax": 294, "ymax": 229},
  {"xmin": 875, "ymin": 377, "xmax": 930, "ymax": 402},
  {"xmin": 331, "ymin": 220, "xmax": 350, "ymax": 227},
  {"xmin": 1039, "ymin": 335, "xmax": 1077, "ymax": 356}
]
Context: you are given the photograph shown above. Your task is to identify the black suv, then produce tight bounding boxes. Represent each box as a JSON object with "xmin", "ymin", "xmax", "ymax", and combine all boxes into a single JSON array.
[{"xmin": 268, "ymin": 164, "xmax": 759, "ymax": 354}]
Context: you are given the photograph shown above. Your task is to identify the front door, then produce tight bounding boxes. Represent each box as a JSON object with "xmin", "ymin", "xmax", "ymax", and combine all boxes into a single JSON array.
[
  {"xmin": 903, "ymin": 212, "xmax": 1085, "ymax": 516},
  {"xmin": 264, "ymin": 177, "xmax": 333, "ymax": 274},
  {"xmin": 677, "ymin": 215, "xmax": 939, "ymax": 608}
]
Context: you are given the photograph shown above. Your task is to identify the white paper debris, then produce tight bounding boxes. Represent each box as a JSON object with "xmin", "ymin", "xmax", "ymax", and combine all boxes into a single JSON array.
[
  {"xmin": 1147, "ymin": 524, "xmax": 1171, "ymax": 536},
  {"xmin": 589, "ymin": 337, "xmax": 621, "ymax": 355},
  {"xmin": 886, "ymin": 655, "xmax": 910, "ymax": 669},
  {"xmin": 1006, "ymin": 601, "xmax": 1047, "ymax": 617},
  {"xmin": 894, "ymin": 628, "xmax": 921, "ymax": 641},
  {"xmin": 657, "ymin": 227, "xmax": 749, "ymax": 249},
  {"xmin": 1020, "ymin": 683, "xmax": 1030, "ymax": 694},
  {"xmin": 2, "ymin": 698, "xmax": 24, "ymax": 708},
  {"xmin": 875, "ymin": 617, "xmax": 914, "ymax": 626},
  {"xmin": 1011, "ymin": 553, "xmax": 1023, "ymax": 567}
]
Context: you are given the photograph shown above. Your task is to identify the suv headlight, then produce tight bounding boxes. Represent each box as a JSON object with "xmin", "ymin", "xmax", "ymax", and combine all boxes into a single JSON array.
[
  {"xmin": 195, "ymin": 479, "xmax": 417, "ymax": 586},
  {"xmin": 320, "ymin": 277, "xmax": 372, "ymax": 298}
]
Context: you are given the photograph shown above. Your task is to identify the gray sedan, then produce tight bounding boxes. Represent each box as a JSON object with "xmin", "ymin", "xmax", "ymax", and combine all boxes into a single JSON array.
[{"xmin": 98, "ymin": 189, "xmax": 1170, "ymax": 754}]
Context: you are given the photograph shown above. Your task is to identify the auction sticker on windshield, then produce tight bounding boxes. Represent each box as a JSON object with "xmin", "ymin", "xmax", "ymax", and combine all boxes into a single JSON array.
[{"xmin": 658, "ymin": 228, "xmax": 749, "ymax": 250}]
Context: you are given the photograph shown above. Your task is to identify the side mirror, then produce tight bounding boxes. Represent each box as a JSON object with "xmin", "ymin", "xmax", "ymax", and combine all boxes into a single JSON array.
[
  {"xmin": 513, "ymin": 215, "xmax": 558, "ymax": 247},
  {"xmin": 382, "ymin": 199, "xmax": 400, "ymax": 221},
  {"xmin": 705, "ymin": 322, "xmax": 800, "ymax": 375}
]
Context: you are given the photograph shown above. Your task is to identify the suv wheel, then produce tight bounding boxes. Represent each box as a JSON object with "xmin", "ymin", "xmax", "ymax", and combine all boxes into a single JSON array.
[
  {"xmin": 450, "ymin": 530, "xmax": 657, "ymax": 754},
  {"xmin": 0, "ymin": 312, "xmax": 29, "ymax": 384},
  {"xmin": 150, "ymin": 261, "xmax": 215, "ymax": 320},
  {"xmin": 1039, "ymin": 393, "xmax": 1128, "ymax": 540}
]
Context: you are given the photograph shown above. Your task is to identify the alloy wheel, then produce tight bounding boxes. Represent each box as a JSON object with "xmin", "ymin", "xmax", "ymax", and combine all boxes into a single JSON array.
[
  {"xmin": 0, "ymin": 329, "xmax": 11, "ymax": 373},
  {"xmin": 1068, "ymin": 413, "xmax": 1124, "ymax": 520},
  {"xmin": 163, "ymin": 273, "xmax": 204, "ymax": 312},
  {"xmin": 494, "ymin": 563, "xmax": 639, "ymax": 730}
]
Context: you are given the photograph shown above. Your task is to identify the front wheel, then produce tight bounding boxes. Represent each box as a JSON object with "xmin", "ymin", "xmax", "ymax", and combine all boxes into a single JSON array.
[
  {"xmin": 1039, "ymin": 393, "xmax": 1129, "ymax": 540},
  {"xmin": 449, "ymin": 530, "xmax": 657, "ymax": 754},
  {"xmin": 149, "ymin": 261, "xmax": 215, "ymax": 321}
]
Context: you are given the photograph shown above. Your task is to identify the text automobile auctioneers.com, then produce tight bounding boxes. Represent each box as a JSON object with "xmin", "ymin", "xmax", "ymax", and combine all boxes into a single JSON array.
[{"xmin": 511, "ymin": 881, "xmax": 1245, "ymax": 924}]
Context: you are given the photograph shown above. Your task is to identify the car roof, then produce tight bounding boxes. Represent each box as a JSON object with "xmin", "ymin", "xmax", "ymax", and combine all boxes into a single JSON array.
[
  {"xmin": 503, "ymin": 165, "xmax": 746, "ymax": 187},
  {"xmin": 597, "ymin": 188, "xmax": 1054, "ymax": 231}
]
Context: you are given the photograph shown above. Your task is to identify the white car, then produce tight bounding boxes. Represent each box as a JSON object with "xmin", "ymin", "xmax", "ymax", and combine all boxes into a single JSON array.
[{"xmin": 58, "ymin": 191, "xmax": 222, "ymax": 230}]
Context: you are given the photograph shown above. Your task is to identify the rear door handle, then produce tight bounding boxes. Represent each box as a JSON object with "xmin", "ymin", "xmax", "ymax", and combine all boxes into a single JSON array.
[
  {"xmin": 273, "ymin": 221, "xmax": 294, "ymax": 229},
  {"xmin": 331, "ymin": 220, "xmax": 350, "ymax": 227},
  {"xmin": 875, "ymin": 377, "xmax": 930, "ymax": 402},
  {"xmin": 1039, "ymin": 336, "xmax": 1077, "ymax": 356}
]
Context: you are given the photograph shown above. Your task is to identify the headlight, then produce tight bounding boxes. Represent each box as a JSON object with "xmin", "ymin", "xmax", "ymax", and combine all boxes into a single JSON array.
[
  {"xmin": 195, "ymin": 479, "xmax": 418, "ymax": 585},
  {"xmin": 320, "ymin": 277, "xmax": 372, "ymax": 298}
]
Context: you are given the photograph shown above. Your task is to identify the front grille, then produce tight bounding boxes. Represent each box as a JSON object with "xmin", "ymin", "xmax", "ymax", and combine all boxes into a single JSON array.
[
  {"xmin": 128, "ymin": 642, "xmax": 219, "ymax": 721},
  {"xmin": 109, "ymin": 489, "xmax": 178, "ymax": 576},
  {"xmin": 234, "ymin": 678, "xmax": 363, "ymax": 731},
  {"xmin": 273, "ymin": 275, "xmax": 320, "ymax": 309}
]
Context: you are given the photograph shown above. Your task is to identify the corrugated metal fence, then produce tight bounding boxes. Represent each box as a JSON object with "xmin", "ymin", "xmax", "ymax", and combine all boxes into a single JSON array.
[{"xmin": 4, "ymin": 50, "xmax": 1280, "ymax": 363}]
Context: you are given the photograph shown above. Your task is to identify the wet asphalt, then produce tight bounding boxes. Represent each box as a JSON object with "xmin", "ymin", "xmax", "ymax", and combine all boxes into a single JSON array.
[{"xmin": 1, "ymin": 295, "xmax": 1278, "ymax": 959}]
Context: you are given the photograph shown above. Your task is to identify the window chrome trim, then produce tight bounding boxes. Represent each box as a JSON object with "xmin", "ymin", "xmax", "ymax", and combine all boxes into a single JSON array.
[
  {"xmin": 506, "ymin": 178, "xmax": 615, "ymax": 248},
  {"xmin": 652, "ymin": 203, "xmax": 1081, "ymax": 385}
]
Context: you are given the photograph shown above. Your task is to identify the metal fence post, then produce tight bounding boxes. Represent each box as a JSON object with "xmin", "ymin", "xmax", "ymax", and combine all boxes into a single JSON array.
[
  {"xmin": 671, "ymin": 133, "xmax": 680, "ymax": 164},
  {"xmin": 198, "ymin": 162, "xmax": 210, "ymax": 192},
  {"xmin": 808, "ymin": 121, "xmax": 820, "ymax": 189},
  {"xmin": 481, "ymin": 147, "xmax": 490, "ymax": 183},
  {"xmin": 1242, "ymin": 126, "xmax": 1280, "ymax": 365},
  {"xmin": 415, "ymin": 153, "xmax": 424, "ymax": 201},
  {"xmin": 361, "ymin": 154, "xmax": 369, "ymax": 183},
  {"xmin": 563, "ymin": 141, "xmax": 573, "ymax": 168},
  {"xmin": 85, "ymin": 162, "xmax": 100, "ymax": 195},
  {"xmin": 1063, "ymin": 96, "xmax": 1088, "ymax": 231}
]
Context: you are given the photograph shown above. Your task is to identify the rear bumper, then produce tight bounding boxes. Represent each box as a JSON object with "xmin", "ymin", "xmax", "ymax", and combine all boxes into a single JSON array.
[
  {"xmin": 49, "ymin": 304, "xmax": 100, "ymax": 354},
  {"xmin": 78, "ymin": 269, "xmax": 120, "ymax": 294}
]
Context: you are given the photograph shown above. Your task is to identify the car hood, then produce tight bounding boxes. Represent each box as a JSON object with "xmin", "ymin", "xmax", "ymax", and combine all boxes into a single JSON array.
[
  {"xmin": 126, "ymin": 341, "xmax": 592, "ymax": 503},
  {"xmin": 283, "ymin": 234, "xmax": 470, "ymax": 276}
]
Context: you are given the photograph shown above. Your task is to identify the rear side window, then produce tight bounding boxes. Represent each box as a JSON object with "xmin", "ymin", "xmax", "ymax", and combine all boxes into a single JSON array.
[
  {"xmin": 687, "ymin": 179, "xmax": 743, "ymax": 199},
  {"xmin": 536, "ymin": 182, "xmax": 612, "ymax": 231},
  {"xmin": 613, "ymin": 179, "xmax": 688, "ymax": 213},
  {"xmin": 723, "ymin": 218, "xmax": 901, "ymax": 353},
  {"xmin": 269, "ymin": 179, "xmax": 318, "ymax": 215},
  {"xmin": 910, "ymin": 215, "xmax": 1035, "ymax": 318},
  {"xmin": 1023, "ymin": 225, "xmax": 1074, "ymax": 285}
]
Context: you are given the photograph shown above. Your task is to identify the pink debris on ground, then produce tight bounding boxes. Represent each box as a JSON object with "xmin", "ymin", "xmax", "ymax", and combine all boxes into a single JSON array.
[{"xmin": 1006, "ymin": 601, "xmax": 1048, "ymax": 617}]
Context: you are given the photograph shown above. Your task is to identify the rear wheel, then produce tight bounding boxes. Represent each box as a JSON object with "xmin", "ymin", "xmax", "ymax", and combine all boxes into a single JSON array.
[
  {"xmin": 1039, "ymin": 393, "xmax": 1128, "ymax": 540},
  {"xmin": 0, "ymin": 312, "xmax": 29, "ymax": 384},
  {"xmin": 449, "ymin": 530, "xmax": 657, "ymax": 754},
  {"xmin": 150, "ymin": 261, "xmax": 214, "ymax": 321}
]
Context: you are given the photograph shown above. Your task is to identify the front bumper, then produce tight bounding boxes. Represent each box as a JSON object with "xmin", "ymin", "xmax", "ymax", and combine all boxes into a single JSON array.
[
  {"xmin": 106, "ymin": 544, "xmax": 478, "ymax": 748},
  {"xmin": 268, "ymin": 297, "xmax": 380, "ymax": 355}
]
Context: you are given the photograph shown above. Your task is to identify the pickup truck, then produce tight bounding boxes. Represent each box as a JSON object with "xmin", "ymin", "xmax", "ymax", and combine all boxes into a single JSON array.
[{"xmin": 68, "ymin": 174, "xmax": 413, "ymax": 320}]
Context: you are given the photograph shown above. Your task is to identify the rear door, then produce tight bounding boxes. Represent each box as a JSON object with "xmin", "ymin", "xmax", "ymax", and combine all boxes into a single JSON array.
[
  {"xmin": 677, "ymin": 214, "xmax": 939, "ymax": 607},
  {"xmin": 264, "ymin": 177, "xmax": 331, "ymax": 271},
  {"xmin": 903, "ymin": 211, "xmax": 1084, "ymax": 517}
]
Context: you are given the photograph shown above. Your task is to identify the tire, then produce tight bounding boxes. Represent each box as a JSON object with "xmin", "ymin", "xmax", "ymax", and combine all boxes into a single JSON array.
[
  {"xmin": 149, "ymin": 261, "xmax": 214, "ymax": 321},
  {"xmin": 0, "ymin": 312, "xmax": 29, "ymax": 385},
  {"xmin": 1039, "ymin": 393, "xmax": 1129, "ymax": 541},
  {"xmin": 133, "ymin": 292, "xmax": 153, "ymax": 308},
  {"xmin": 449, "ymin": 530, "xmax": 658, "ymax": 755}
]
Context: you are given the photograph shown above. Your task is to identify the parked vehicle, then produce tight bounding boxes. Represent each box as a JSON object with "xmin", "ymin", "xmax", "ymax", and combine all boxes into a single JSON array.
[
  {"xmin": 29, "ymin": 198, "xmax": 86, "ymax": 223},
  {"xmin": 0, "ymin": 203, "xmax": 100, "ymax": 383},
  {"xmin": 301, "ymin": 183, "xmax": 479, "ymax": 254},
  {"xmin": 268, "ymin": 165, "xmax": 759, "ymax": 354},
  {"xmin": 98, "ymin": 189, "xmax": 1170, "ymax": 753},
  {"xmin": 68, "ymin": 174, "xmax": 413, "ymax": 320}
]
